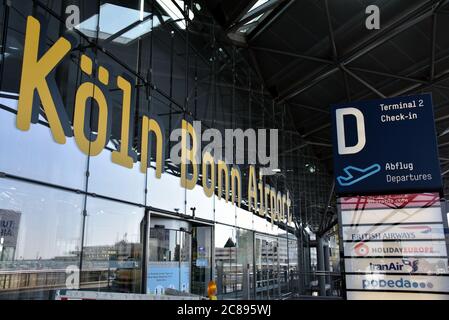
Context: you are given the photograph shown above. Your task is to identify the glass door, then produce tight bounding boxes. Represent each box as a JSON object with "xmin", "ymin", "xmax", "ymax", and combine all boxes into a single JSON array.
[
  {"xmin": 191, "ymin": 226, "xmax": 213, "ymax": 296},
  {"xmin": 147, "ymin": 227, "xmax": 192, "ymax": 295},
  {"xmin": 255, "ymin": 234, "xmax": 280, "ymax": 300}
]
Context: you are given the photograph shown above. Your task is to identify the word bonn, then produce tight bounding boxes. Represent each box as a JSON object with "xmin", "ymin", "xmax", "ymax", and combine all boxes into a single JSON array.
[{"xmin": 16, "ymin": 16, "xmax": 292, "ymax": 225}]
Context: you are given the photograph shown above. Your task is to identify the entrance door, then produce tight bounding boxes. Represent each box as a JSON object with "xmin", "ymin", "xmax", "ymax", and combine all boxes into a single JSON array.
[
  {"xmin": 191, "ymin": 226, "xmax": 213, "ymax": 296},
  {"xmin": 147, "ymin": 223, "xmax": 192, "ymax": 295},
  {"xmin": 255, "ymin": 235, "xmax": 280, "ymax": 300}
]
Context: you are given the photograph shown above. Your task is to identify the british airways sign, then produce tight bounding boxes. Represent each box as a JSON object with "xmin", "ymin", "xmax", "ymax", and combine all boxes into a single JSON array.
[{"xmin": 331, "ymin": 94, "xmax": 443, "ymax": 195}]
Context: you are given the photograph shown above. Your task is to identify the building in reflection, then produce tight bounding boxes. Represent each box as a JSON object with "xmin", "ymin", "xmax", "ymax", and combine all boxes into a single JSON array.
[{"xmin": 0, "ymin": 0, "xmax": 309, "ymax": 300}]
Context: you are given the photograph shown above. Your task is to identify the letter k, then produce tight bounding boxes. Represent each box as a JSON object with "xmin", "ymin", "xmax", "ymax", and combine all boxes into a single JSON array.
[{"xmin": 17, "ymin": 16, "xmax": 73, "ymax": 143}]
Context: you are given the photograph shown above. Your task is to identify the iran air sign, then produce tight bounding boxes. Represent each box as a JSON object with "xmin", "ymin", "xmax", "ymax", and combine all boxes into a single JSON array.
[{"xmin": 331, "ymin": 94, "xmax": 442, "ymax": 195}]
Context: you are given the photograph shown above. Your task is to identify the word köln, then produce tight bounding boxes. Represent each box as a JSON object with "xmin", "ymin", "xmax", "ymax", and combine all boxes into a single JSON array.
[{"xmin": 15, "ymin": 16, "xmax": 292, "ymax": 225}]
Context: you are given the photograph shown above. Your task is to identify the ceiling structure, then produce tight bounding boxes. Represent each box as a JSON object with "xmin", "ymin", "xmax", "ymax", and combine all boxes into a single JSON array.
[
  {"xmin": 40, "ymin": 0, "xmax": 449, "ymax": 236},
  {"xmin": 198, "ymin": 0, "xmax": 449, "ymax": 234}
]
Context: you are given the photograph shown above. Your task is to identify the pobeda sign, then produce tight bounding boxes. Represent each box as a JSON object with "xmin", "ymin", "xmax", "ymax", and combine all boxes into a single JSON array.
[{"xmin": 15, "ymin": 16, "xmax": 292, "ymax": 225}]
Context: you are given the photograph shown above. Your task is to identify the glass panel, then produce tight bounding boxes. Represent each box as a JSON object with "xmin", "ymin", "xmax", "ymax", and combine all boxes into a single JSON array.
[
  {"xmin": 215, "ymin": 197, "xmax": 236, "ymax": 225},
  {"xmin": 236, "ymin": 228, "xmax": 254, "ymax": 299},
  {"xmin": 279, "ymin": 235, "xmax": 289, "ymax": 295},
  {"xmin": 191, "ymin": 226, "xmax": 212, "ymax": 297},
  {"xmin": 288, "ymin": 234, "xmax": 299, "ymax": 294},
  {"xmin": 148, "ymin": 228, "xmax": 179, "ymax": 294},
  {"xmin": 81, "ymin": 197, "xmax": 144, "ymax": 294},
  {"xmin": 214, "ymin": 224, "xmax": 236, "ymax": 299},
  {"xmin": 147, "ymin": 168, "xmax": 186, "ymax": 215},
  {"xmin": 254, "ymin": 215, "xmax": 269, "ymax": 234},
  {"xmin": 0, "ymin": 110, "xmax": 88, "ymax": 189},
  {"xmin": 87, "ymin": 144, "xmax": 146, "ymax": 204},
  {"xmin": 267, "ymin": 237, "xmax": 280, "ymax": 299},
  {"xmin": 148, "ymin": 227, "xmax": 191, "ymax": 294},
  {"xmin": 236, "ymin": 207, "xmax": 253, "ymax": 230},
  {"xmin": 0, "ymin": 1, "xmax": 95, "ymax": 189},
  {"xmin": 187, "ymin": 184, "xmax": 213, "ymax": 220},
  {"xmin": 179, "ymin": 230, "xmax": 191, "ymax": 293},
  {"xmin": 255, "ymin": 235, "xmax": 280, "ymax": 300},
  {"xmin": 254, "ymin": 236, "xmax": 265, "ymax": 300},
  {"xmin": 0, "ymin": 179, "xmax": 83, "ymax": 300}
]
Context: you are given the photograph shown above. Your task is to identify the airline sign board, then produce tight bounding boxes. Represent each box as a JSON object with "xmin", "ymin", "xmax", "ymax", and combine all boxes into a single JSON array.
[
  {"xmin": 346, "ymin": 291, "xmax": 449, "ymax": 300},
  {"xmin": 344, "ymin": 257, "xmax": 449, "ymax": 275},
  {"xmin": 331, "ymin": 94, "xmax": 442, "ymax": 195},
  {"xmin": 345, "ymin": 274, "xmax": 449, "ymax": 293},
  {"xmin": 342, "ymin": 224, "xmax": 445, "ymax": 241},
  {"xmin": 338, "ymin": 194, "xmax": 449, "ymax": 300},
  {"xmin": 343, "ymin": 240, "xmax": 448, "ymax": 258}
]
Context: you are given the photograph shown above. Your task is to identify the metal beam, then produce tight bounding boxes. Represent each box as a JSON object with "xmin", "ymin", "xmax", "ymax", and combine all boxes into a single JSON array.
[
  {"xmin": 279, "ymin": 66, "xmax": 340, "ymax": 102},
  {"xmin": 288, "ymin": 102, "xmax": 330, "ymax": 114},
  {"xmin": 347, "ymin": 66, "xmax": 449, "ymax": 90},
  {"xmin": 227, "ymin": 0, "xmax": 283, "ymax": 33},
  {"xmin": 277, "ymin": 0, "xmax": 440, "ymax": 102},
  {"xmin": 431, "ymin": 14, "xmax": 438, "ymax": 81},
  {"xmin": 391, "ymin": 68, "xmax": 449, "ymax": 97},
  {"xmin": 248, "ymin": 0, "xmax": 295, "ymax": 41},
  {"xmin": 302, "ymin": 123, "xmax": 331, "ymax": 139},
  {"xmin": 324, "ymin": 0, "xmax": 338, "ymax": 61},
  {"xmin": 248, "ymin": 46, "xmax": 334, "ymax": 65},
  {"xmin": 318, "ymin": 181, "xmax": 335, "ymax": 236},
  {"xmin": 341, "ymin": 65, "xmax": 387, "ymax": 99}
]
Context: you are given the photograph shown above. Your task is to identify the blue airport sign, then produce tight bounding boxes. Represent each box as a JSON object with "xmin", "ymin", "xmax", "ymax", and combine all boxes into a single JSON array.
[{"xmin": 331, "ymin": 94, "xmax": 442, "ymax": 195}]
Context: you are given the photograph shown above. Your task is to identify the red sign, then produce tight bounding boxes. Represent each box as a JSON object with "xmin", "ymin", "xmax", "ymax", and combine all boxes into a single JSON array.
[{"xmin": 339, "ymin": 193, "xmax": 440, "ymax": 210}]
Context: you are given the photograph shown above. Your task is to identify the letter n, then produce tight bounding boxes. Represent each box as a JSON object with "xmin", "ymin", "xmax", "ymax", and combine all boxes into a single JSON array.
[{"xmin": 17, "ymin": 16, "xmax": 73, "ymax": 144}]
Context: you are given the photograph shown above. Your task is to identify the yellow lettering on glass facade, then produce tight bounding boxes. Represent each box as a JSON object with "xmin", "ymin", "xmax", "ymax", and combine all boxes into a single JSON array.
[
  {"xmin": 17, "ymin": 16, "xmax": 73, "ymax": 144},
  {"xmin": 73, "ymin": 82, "xmax": 110, "ymax": 156},
  {"xmin": 181, "ymin": 120, "xmax": 199, "ymax": 190},
  {"xmin": 287, "ymin": 192, "xmax": 292, "ymax": 225},
  {"xmin": 264, "ymin": 184, "xmax": 271, "ymax": 218},
  {"xmin": 247, "ymin": 165, "xmax": 258, "ymax": 213},
  {"xmin": 277, "ymin": 191, "xmax": 284, "ymax": 223},
  {"xmin": 202, "ymin": 152, "xmax": 215, "ymax": 198},
  {"xmin": 140, "ymin": 116, "xmax": 164, "ymax": 178},
  {"xmin": 112, "ymin": 76, "xmax": 136, "ymax": 169},
  {"xmin": 217, "ymin": 160, "xmax": 229, "ymax": 202},
  {"xmin": 231, "ymin": 166, "xmax": 242, "ymax": 207},
  {"xmin": 270, "ymin": 187, "xmax": 278, "ymax": 226}
]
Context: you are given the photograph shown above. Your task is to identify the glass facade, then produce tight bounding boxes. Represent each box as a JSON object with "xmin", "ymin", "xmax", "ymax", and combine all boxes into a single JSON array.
[{"xmin": 0, "ymin": 0, "xmax": 302, "ymax": 300}]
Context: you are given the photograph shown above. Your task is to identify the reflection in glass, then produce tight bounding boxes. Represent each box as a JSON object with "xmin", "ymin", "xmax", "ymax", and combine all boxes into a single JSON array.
[
  {"xmin": 191, "ymin": 227, "xmax": 212, "ymax": 296},
  {"xmin": 0, "ymin": 179, "xmax": 83, "ymax": 300},
  {"xmin": 236, "ymin": 228, "xmax": 254, "ymax": 299},
  {"xmin": 0, "ymin": 110, "xmax": 88, "ymax": 189},
  {"xmin": 148, "ymin": 227, "xmax": 192, "ymax": 294},
  {"xmin": 88, "ymin": 144, "xmax": 146, "ymax": 205},
  {"xmin": 81, "ymin": 198, "xmax": 144, "ymax": 294},
  {"xmin": 255, "ymin": 235, "xmax": 280, "ymax": 300},
  {"xmin": 214, "ymin": 224, "xmax": 237, "ymax": 299}
]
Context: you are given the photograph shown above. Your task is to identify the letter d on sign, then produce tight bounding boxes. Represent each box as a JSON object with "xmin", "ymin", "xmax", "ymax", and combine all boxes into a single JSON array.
[{"xmin": 336, "ymin": 107, "xmax": 366, "ymax": 155}]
